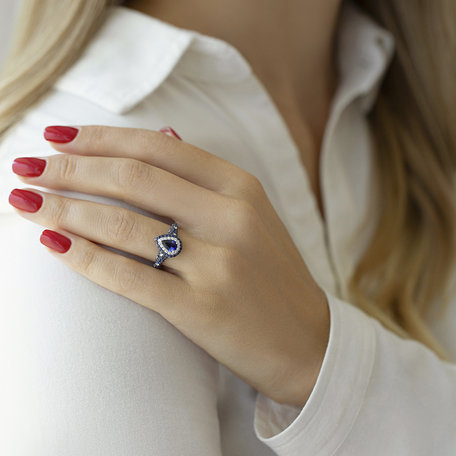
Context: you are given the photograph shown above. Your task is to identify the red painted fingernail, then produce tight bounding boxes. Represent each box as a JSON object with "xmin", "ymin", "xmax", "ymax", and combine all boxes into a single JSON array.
[
  {"xmin": 8, "ymin": 189, "xmax": 43, "ymax": 212},
  {"xmin": 40, "ymin": 229, "xmax": 72, "ymax": 253},
  {"xmin": 44, "ymin": 126, "xmax": 79, "ymax": 143},
  {"xmin": 12, "ymin": 157, "xmax": 46, "ymax": 177},
  {"xmin": 159, "ymin": 126, "xmax": 182, "ymax": 140}
]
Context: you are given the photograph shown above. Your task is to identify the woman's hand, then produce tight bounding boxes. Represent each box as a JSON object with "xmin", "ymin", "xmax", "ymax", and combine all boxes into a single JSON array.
[{"xmin": 9, "ymin": 125, "xmax": 330, "ymax": 407}]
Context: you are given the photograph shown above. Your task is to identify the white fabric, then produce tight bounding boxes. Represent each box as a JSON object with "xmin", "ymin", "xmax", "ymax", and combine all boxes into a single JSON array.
[{"xmin": 1, "ymin": 2, "xmax": 455, "ymax": 455}]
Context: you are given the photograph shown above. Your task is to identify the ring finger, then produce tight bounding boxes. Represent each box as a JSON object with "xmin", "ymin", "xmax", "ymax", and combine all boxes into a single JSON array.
[
  {"xmin": 8, "ymin": 187, "xmax": 202, "ymax": 276},
  {"xmin": 13, "ymin": 154, "xmax": 228, "ymax": 237}
]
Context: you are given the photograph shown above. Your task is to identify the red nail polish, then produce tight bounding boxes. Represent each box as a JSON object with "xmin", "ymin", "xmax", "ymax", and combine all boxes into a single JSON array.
[
  {"xmin": 40, "ymin": 229, "xmax": 72, "ymax": 253},
  {"xmin": 12, "ymin": 157, "xmax": 46, "ymax": 177},
  {"xmin": 159, "ymin": 126, "xmax": 182, "ymax": 140},
  {"xmin": 44, "ymin": 126, "xmax": 79, "ymax": 143},
  {"xmin": 8, "ymin": 189, "xmax": 43, "ymax": 212}
]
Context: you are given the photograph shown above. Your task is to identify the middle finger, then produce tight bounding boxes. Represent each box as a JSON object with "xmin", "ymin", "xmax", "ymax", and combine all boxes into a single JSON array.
[{"xmin": 13, "ymin": 154, "xmax": 228, "ymax": 234}]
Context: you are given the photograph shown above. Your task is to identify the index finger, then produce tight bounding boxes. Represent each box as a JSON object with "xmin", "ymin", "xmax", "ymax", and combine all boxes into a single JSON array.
[{"xmin": 43, "ymin": 125, "xmax": 246, "ymax": 193}]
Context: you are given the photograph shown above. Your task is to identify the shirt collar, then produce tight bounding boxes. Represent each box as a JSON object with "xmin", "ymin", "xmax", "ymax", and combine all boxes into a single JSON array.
[
  {"xmin": 54, "ymin": 1, "xmax": 394, "ymax": 115},
  {"xmin": 335, "ymin": 1, "xmax": 395, "ymax": 114}
]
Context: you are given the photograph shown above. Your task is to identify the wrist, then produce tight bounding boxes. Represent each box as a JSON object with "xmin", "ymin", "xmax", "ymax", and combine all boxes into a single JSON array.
[{"xmin": 278, "ymin": 289, "xmax": 330, "ymax": 408}]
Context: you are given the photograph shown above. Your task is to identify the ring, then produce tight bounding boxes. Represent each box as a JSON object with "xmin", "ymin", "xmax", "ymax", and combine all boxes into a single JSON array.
[{"xmin": 152, "ymin": 222, "xmax": 183, "ymax": 268}]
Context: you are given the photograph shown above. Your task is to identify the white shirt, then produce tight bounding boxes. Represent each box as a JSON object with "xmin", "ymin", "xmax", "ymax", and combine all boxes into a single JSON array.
[{"xmin": 1, "ymin": 2, "xmax": 455, "ymax": 455}]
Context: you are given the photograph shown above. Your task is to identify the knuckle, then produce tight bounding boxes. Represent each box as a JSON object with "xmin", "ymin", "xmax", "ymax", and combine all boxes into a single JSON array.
[
  {"xmin": 185, "ymin": 248, "xmax": 241, "ymax": 328},
  {"xmin": 200, "ymin": 296, "xmax": 223, "ymax": 327},
  {"xmin": 214, "ymin": 246, "xmax": 241, "ymax": 282},
  {"xmin": 144, "ymin": 128, "xmax": 171, "ymax": 149},
  {"xmin": 113, "ymin": 260, "xmax": 142, "ymax": 294},
  {"xmin": 50, "ymin": 197, "xmax": 72, "ymax": 226},
  {"xmin": 248, "ymin": 174, "xmax": 266, "ymax": 196},
  {"xmin": 190, "ymin": 287, "xmax": 225, "ymax": 329},
  {"xmin": 87, "ymin": 125, "xmax": 108, "ymax": 150},
  {"xmin": 233, "ymin": 171, "xmax": 266, "ymax": 202},
  {"xmin": 75, "ymin": 245, "xmax": 98, "ymax": 276},
  {"xmin": 139, "ymin": 128, "xmax": 165, "ymax": 148},
  {"xmin": 228, "ymin": 198, "xmax": 260, "ymax": 233},
  {"xmin": 114, "ymin": 159, "xmax": 151, "ymax": 192},
  {"xmin": 125, "ymin": 129, "xmax": 167, "ymax": 158},
  {"xmin": 55, "ymin": 155, "xmax": 79, "ymax": 181},
  {"xmin": 104, "ymin": 209, "xmax": 137, "ymax": 242}
]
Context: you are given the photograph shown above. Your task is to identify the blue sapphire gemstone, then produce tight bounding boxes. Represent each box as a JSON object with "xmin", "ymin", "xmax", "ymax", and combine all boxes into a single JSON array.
[{"xmin": 164, "ymin": 239, "xmax": 177, "ymax": 253}]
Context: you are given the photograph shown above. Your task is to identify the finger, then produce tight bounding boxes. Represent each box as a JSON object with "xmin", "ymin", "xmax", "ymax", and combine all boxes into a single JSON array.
[
  {"xmin": 13, "ymin": 154, "xmax": 227, "ymax": 231},
  {"xmin": 38, "ymin": 228, "xmax": 187, "ymax": 320},
  {"xmin": 9, "ymin": 188, "xmax": 203, "ymax": 276},
  {"xmin": 40, "ymin": 126, "xmax": 303, "ymax": 268},
  {"xmin": 44, "ymin": 125, "xmax": 248, "ymax": 196}
]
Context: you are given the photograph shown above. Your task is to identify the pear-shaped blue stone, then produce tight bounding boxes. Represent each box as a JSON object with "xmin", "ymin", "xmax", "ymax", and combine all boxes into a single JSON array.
[{"xmin": 164, "ymin": 239, "xmax": 177, "ymax": 253}]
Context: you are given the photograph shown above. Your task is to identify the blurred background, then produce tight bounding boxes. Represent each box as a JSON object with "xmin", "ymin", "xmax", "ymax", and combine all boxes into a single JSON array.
[{"xmin": 0, "ymin": 0, "xmax": 21, "ymax": 70}]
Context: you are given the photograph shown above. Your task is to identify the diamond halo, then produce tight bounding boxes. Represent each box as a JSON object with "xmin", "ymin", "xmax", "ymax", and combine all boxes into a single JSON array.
[{"xmin": 153, "ymin": 222, "xmax": 182, "ymax": 268}]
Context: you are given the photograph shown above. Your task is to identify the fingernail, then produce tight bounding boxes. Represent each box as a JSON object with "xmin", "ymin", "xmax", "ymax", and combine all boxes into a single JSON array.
[
  {"xmin": 12, "ymin": 157, "xmax": 46, "ymax": 177},
  {"xmin": 8, "ymin": 189, "xmax": 43, "ymax": 212},
  {"xmin": 44, "ymin": 126, "xmax": 79, "ymax": 143},
  {"xmin": 40, "ymin": 229, "xmax": 72, "ymax": 253},
  {"xmin": 159, "ymin": 126, "xmax": 182, "ymax": 140}
]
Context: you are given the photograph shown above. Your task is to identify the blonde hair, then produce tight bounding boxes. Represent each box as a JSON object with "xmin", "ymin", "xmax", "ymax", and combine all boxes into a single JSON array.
[
  {"xmin": 350, "ymin": 0, "xmax": 456, "ymax": 361},
  {"xmin": 0, "ymin": 0, "xmax": 109, "ymax": 133},
  {"xmin": 1, "ymin": 0, "xmax": 455, "ymax": 360}
]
